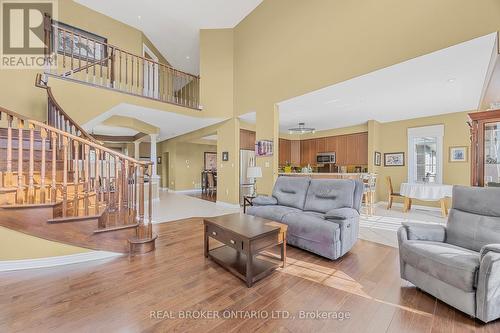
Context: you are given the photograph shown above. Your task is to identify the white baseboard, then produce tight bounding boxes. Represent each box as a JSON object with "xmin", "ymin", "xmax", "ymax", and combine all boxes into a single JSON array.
[
  {"xmin": 170, "ymin": 189, "xmax": 202, "ymax": 194},
  {"xmin": 0, "ymin": 251, "xmax": 122, "ymax": 272},
  {"xmin": 377, "ymin": 201, "xmax": 442, "ymax": 212},
  {"xmin": 216, "ymin": 201, "xmax": 241, "ymax": 209}
]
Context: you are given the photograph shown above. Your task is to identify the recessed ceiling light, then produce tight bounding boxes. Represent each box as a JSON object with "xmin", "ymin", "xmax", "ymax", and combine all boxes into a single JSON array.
[
  {"xmin": 447, "ymin": 78, "xmax": 456, "ymax": 83},
  {"xmin": 186, "ymin": 56, "xmax": 190, "ymax": 60},
  {"xmin": 325, "ymin": 98, "xmax": 340, "ymax": 104},
  {"xmin": 137, "ymin": 15, "xmax": 142, "ymax": 20}
]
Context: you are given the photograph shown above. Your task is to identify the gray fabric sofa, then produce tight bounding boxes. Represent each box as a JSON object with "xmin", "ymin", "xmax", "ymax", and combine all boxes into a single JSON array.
[
  {"xmin": 398, "ymin": 185, "xmax": 500, "ymax": 323},
  {"xmin": 246, "ymin": 176, "xmax": 363, "ymax": 260}
]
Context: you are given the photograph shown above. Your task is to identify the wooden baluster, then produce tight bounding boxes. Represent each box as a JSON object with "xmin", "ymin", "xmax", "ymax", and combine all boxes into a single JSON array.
[
  {"xmin": 73, "ymin": 140, "xmax": 79, "ymax": 216},
  {"xmin": 123, "ymin": 160, "xmax": 128, "ymax": 211},
  {"xmin": 62, "ymin": 30, "xmax": 66, "ymax": 69},
  {"xmin": 93, "ymin": 42, "xmax": 96, "ymax": 81},
  {"xmin": 27, "ymin": 123, "xmax": 35, "ymax": 203},
  {"xmin": 40, "ymin": 128, "xmax": 47, "ymax": 203},
  {"xmin": 95, "ymin": 149, "xmax": 100, "ymax": 215},
  {"xmin": 137, "ymin": 56, "xmax": 140, "ymax": 94},
  {"xmin": 148, "ymin": 164, "xmax": 153, "ymax": 237},
  {"xmin": 51, "ymin": 132, "xmax": 57, "ymax": 202},
  {"xmin": 137, "ymin": 165, "xmax": 145, "ymax": 238},
  {"xmin": 5, "ymin": 115, "xmax": 13, "ymax": 186},
  {"xmin": 116, "ymin": 156, "xmax": 121, "ymax": 211},
  {"xmin": 133, "ymin": 164, "xmax": 137, "ymax": 219},
  {"xmin": 119, "ymin": 50, "xmax": 122, "ymax": 90},
  {"xmin": 84, "ymin": 144, "xmax": 90, "ymax": 215},
  {"xmin": 106, "ymin": 152, "xmax": 111, "ymax": 208},
  {"xmin": 70, "ymin": 31, "xmax": 74, "ymax": 71},
  {"xmin": 17, "ymin": 119, "xmax": 24, "ymax": 204},
  {"xmin": 131, "ymin": 56, "xmax": 134, "ymax": 93},
  {"xmin": 62, "ymin": 136, "xmax": 69, "ymax": 216},
  {"xmin": 125, "ymin": 54, "xmax": 128, "ymax": 90},
  {"xmin": 85, "ymin": 37, "xmax": 89, "ymax": 81}
]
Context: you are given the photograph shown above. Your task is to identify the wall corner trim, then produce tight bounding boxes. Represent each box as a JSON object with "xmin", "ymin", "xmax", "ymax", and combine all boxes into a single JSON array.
[{"xmin": 0, "ymin": 251, "xmax": 122, "ymax": 272}]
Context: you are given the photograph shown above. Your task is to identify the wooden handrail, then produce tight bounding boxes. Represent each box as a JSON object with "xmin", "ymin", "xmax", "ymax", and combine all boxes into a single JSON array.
[
  {"xmin": 35, "ymin": 74, "xmax": 99, "ymax": 144},
  {"xmin": 0, "ymin": 105, "xmax": 151, "ymax": 167},
  {"xmin": 45, "ymin": 16, "xmax": 201, "ymax": 109},
  {"xmin": 0, "ymin": 104, "xmax": 154, "ymax": 244}
]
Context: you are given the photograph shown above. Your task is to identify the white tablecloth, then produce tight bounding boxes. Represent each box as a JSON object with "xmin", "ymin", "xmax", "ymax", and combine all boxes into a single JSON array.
[{"xmin": 400, "ymin": 183, "xmax": 453, "ymax": 201}]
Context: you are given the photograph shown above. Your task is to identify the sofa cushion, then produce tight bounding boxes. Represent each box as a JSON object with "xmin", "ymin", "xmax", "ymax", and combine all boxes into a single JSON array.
[
  {"xmin": 246, "ymin": 205, "xmax": 300, "ymax": 222},
  {"xmin": 447, "ymin": 205, "xmax": 500, "ymax": 253},
  {"xmin": 283, "ymin": 212, "xmax": 340, "ymax": 244},
  {"xmin": 303, "ymin": 179, "xmax": 355, "ymax": 213},
  {"xmin": 325, "ymin": 207, "xmax": 359, "ymax": 220},
  {"xmin": 252, "ymin": 195, "xmax": 278, "ymax": 206},
  {"xmin": 272, "ymin": 176, "xmax": 310, "ymax": 210},
  {"xmin": 400, "ymin": 240, "xmax": 480, "ymax": 292}
]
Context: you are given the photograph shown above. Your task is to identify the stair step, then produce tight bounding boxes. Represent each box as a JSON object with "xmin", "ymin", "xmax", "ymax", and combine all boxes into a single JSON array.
[
  {"xmin": 93, "ymin": 223, "xmax": 139, "ymax": 234},
  {"xmin": 47, "ymin": 210, "xmax": 104, "ymax": 224},
  {"xmin": 0, "ymin": 201, "xmax": 62, "ymax": 209}
]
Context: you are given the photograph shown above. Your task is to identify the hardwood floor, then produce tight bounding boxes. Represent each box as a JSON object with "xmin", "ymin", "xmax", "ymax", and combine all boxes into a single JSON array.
[{"xmin": 1, "ymin": 217, "xmax": 499, "ymax": 332}]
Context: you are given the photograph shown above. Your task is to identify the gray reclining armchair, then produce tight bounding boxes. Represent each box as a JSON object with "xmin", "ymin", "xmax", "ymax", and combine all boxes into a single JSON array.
[{"xmin": 398, "ymin": 185, "xmax": 500, "ymax": 323}]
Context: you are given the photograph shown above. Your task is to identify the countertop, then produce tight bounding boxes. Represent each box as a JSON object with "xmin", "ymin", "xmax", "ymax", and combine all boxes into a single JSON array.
[{"xmin": 278, "ymin": 172, "xmax": 369, "ymax": 176}]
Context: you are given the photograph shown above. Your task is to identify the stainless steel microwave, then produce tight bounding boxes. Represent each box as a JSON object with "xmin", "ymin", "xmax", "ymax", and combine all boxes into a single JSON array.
[{"xmin": 316, "ymin": 153, "xmax": 336, "ymax": 164}]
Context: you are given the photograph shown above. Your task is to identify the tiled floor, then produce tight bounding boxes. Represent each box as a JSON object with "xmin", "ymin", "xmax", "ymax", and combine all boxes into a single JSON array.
[
  {"xmin": 150, "ymin": 191, "xmax": 445, "ymax": 248},
  {"xmin": 359, "ymin": 203, "xmax": 445, "ymax": 248}
]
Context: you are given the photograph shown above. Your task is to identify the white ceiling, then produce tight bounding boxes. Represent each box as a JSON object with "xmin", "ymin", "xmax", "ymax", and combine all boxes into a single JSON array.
[
  {"xmin": 91, "ymin": 125, "xmax": 138, "ymax": 136},
  {"xmin": 277, "ymin": 33, "xmax": 498, "ymax": 133},
  {"xmin": 75, "ymin": 0, "xmax": 263, "ymax": 74},
  {"xmin": 83, "ymin": 103, "xmax": 227, "ymax": 141}
]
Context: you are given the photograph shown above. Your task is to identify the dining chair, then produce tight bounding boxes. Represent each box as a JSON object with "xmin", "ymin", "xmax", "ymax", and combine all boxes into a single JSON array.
[
  {"xmin": 207, "ymin": 172, "xmax": 217, "ymax": 197},
  {"xmin": 386, "ymin": 176, "xmax": 404, "ymax": 210}
]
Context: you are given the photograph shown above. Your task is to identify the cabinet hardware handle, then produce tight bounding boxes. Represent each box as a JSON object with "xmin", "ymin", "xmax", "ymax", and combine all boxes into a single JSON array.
[
  {"xmin": 230, "ymin": 240, "xmax": 235, "ymax": 244},
  {"xmin": 212, "ymin": 231, "xmax": 217, "ymax": 236}
]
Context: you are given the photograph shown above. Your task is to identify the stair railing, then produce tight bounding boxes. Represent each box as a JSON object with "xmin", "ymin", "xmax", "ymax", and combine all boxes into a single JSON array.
[
  {"xmin": 43, "ymin": 14, "xmax": 200, "ymax": 110},
  {"xmin": 35, "ymin": 73, "xmax": 98, "ymax": 144},
  {"xmin": 0, "ymin": 105, "xmax": 154, "ymax": 243}
]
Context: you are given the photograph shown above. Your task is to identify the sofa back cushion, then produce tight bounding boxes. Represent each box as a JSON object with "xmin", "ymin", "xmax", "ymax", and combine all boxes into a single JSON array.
[
  {"xmin": 303, "ymin": 179, "xmax": 355, "ymax": 213},
  {"xmin": 272, "ymin": 176, "xmax": 311, "ymax": 210},
  {"xmin": 446, "ymin": 185, "xmax": 500, "ymax": 252}
]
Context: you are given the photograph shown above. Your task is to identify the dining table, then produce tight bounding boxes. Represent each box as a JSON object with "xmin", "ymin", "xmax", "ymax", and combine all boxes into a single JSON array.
[{"xmin": 399, "ymin": 182, "xmax": 453, "ymax": 217}]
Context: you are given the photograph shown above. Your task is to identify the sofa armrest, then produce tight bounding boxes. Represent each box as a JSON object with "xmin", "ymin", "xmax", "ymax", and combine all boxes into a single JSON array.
[
  {"xmin": 324, "ymin": 207, "xmax": 359, "ymax": 220},
  {"xmin": 476, "ymin": 246, "xmax": 500, "ymax": 322},
  {"xmin": 252, "ymin": 195, "xmax": 278, "ymax": 206},
  {"xmin": 480, "ymin": 244, "xmax": 500, "ymax": 260},
  {"xmin": 401, "ymin": 222, "xmax": 446, "ymax": 242}
]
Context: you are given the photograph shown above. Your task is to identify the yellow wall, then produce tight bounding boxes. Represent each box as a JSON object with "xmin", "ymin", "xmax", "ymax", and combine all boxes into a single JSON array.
[
  {"xmin": 0, "ymin": 227, "xmax": 89, "ymax": 260},
  {"xmin": 166, "ymin": 142, "xmax": 216, "ymax": 191},
  {"xmin": 374, "ymin": 111, "xmax": 471, "ymax": 206},
  {"xmin": 230, "ymin": 0, "xmax": 500, "ymax": 193}
]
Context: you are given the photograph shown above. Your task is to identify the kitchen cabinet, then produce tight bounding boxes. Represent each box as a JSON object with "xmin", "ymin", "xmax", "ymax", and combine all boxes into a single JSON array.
[
  {"xmin": 335, "ymin": 135, "xmax": 348, "ymax": 165},
  {"xmin": 240, "ymin": 129, "xmax": 256, "ymax": 150},
  {"xmin": 316, "ymin": 137, "xmax": 326, "ymax": 154},
  {"xmin": 300, "ymin": 139, "xmax": 313, "ymax": 166},
  {"xmin": 290, "ymin": 140, "xmax": 301, "ymax": 166},
  {"xmin": 278, "ymin": 138, "xmax": 291, "ymax": 165},
  {"xmin": 346, "ymin": 132, "xmax": 368, "ymax": 165}
]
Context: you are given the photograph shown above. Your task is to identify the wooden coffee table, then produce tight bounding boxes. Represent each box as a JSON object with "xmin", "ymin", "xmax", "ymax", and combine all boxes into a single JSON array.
[{"xmin": 204, "ymin": 213, "xmax": 284, "ymax": 287}]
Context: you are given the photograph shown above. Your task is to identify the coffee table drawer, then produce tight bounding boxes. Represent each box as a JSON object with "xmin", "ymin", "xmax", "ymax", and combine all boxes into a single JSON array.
[{"xmin": 206, "ymin": 223, "xmax": 243, "ymax": 251}]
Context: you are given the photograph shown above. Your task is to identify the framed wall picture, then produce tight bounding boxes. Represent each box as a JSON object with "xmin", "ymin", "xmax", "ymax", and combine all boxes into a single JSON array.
[
  {"xmin": 374, "ymin": 151, "xmax": 381, "ymax": 166},
  {"xmin": 222, "ymin": 151, "xmax": 229, "ymax": 161},
  {"xmin": 204, "ymin": 152, "xmax": 217, "ymax": 170},
  {"xmin": 255, "ymin": 140, "xmax": 273, "ymax": 157},
  {"xmin": 54, "ymin": 21, "xmax": 108, "ymax": 63},
  {"xmin": 449, "ymin": 146, "xmax": 468, "ymax": 162},
  {"xmin": 384, "ymin": 152, "xmax": 405, "ymax": 166}
]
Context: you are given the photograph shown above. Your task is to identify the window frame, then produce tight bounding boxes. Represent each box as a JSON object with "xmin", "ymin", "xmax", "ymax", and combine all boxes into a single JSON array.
[{"xmin": 407, "ymin": 125, "xmax": 444, "ymax": 184}]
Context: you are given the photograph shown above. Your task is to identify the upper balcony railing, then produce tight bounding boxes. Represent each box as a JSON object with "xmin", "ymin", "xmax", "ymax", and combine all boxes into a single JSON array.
[{"xmin": 43, "ymin": 15, "xmax": 200, "ymax": 110}]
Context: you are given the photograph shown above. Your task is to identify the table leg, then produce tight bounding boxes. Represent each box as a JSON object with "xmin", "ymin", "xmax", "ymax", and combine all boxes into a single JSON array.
[
  {"xmin": 243, "ymin": 198, "xmax": 247, "ymax": 213},
  {"xmin": 440, "ymin": 198, "xmax": 448, "ymax": 217},
  {"xmin": 246, "ymin": 253, "xmax": 253, "ymax": 287},
  {"xmin": 281, "ymin": 237, "xmax": 286, "ymax": 268},
  {"xmin": 204, "ymin": 225, "xmax": 209, "ymax": 258},
  {"xmin": 403, "ymin": 197, "xmax": 410, "ymax": 212}
]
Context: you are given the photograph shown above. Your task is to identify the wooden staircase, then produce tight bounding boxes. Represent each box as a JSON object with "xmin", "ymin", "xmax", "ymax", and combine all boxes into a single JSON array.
[{"xmin": 0, "ymin": 78, "xmax": 156, "ymax": 254}]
